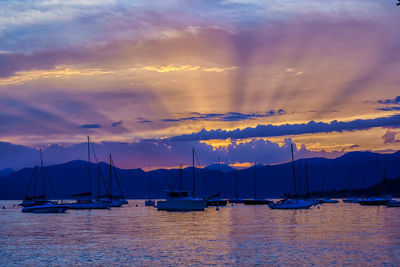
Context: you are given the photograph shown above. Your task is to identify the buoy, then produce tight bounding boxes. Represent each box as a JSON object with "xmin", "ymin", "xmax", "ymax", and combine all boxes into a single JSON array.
[
  {"xmin": 216, "ymin": 206, "xmax": 220, "ymax": 211},
  {"xmin": 2, "ymin": 206, "xmax": 5, "ymax": 209},
  {"xmin": 136, "ymin": 204, "xmax": 138, "ymax": 207}
]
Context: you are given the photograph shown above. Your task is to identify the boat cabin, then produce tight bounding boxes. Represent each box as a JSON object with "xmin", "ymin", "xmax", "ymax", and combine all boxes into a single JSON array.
[{"xmin": 166, "ymin": 190, "xmax": 191, "ymax": 198}]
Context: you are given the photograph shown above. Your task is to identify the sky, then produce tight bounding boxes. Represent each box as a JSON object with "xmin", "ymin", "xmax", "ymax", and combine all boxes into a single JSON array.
[{"xmin": 0, "ymin": 0, "xmax": 400, "ymax": 170}]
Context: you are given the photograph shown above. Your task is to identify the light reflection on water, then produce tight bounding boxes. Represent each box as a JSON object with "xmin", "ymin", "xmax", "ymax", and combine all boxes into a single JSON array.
[{"xmin": 1, "ymin": 200, "xmax": 400, "ymax": 266}]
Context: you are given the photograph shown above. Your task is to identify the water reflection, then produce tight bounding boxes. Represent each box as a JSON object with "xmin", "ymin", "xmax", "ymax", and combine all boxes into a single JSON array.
[{"xmin": 1, "ymin": 200, "xmax": 400, "ymax": 265}]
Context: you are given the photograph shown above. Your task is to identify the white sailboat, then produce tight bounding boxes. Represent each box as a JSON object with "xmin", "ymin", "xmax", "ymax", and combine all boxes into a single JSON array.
[
  {"xmin": 268, "ymin": 144, "xmax": 313, "ymax": 210},
  {"xmin": 156, "ymin": 149, "xmax": 207, "ymax": 211},
  {"xmin": 20, "ymin": 149, "xmax": 67, "ymax": 213},
  {"xmin": 64, "ymin": 137, "xmax": 110, "ymax": 210}
]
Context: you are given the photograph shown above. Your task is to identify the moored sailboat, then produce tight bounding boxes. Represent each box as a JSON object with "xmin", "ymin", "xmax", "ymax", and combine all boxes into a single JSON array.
[
  {"xmin": 228, "ymin": 171, "xmax": 245, "ymax": 204},
  {"xmin": 64, "ymin": 137, "xmax": 110, "ymax": 210},
  {"xmin": 207, "ymin": 158, "xmax": 228, "ymax": 206},
  {"xmin": 268, "ymin": 144, "xmax": 313, "ymax": 210},
  {"xmin": 156, "ymin": 149, "xmax": 207, "ymax": 211},
  {"xmin": 244, "ymin": 163, "xmax": 272, "ymax": 205},
  {"xmin": 145, "ymin": 164, "xmax": 155, "ymax": 206},
  {"xmin": 20, "ymin": 149, "xmax": 67, "ymax": 213}
]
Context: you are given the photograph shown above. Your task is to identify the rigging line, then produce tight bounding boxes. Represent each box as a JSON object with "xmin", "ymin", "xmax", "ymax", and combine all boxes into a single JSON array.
[
  {"xmin": 46, "ymin": 172, "xmax": 58, "ymax": 200},
  {"xmin": 33, "ymin": 165, "xmax": 37, "ymax": 198},
  {"xmin": 194, "ymin": 150, "xmax": 210, "ymax": 196},
  {"xmin": 89, "ymin": 141, "xmax": 110, "ymax": 196},
  {"xmin": 40, "ymin": 150, "xmax": 58, "ymax": 199},
  {"xmin": 170, "ymin": 164, "xmax": 182, "ymax": 190},
  {"xmin": 40, "ymin": 149, "xmax": 46, "ymax": 198},
  {"xmin": 110, "ymin": 155, "xmax": 125, "ymax": 197},
  {"xmin": 24, "ymin": 167, "xmax": 36, "ymax": 198}
]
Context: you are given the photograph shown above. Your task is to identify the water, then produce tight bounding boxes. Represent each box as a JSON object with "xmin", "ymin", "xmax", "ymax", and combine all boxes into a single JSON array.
[{"xmin": 1, "ymin": 200, "xmax": 400, "ymax": 266}]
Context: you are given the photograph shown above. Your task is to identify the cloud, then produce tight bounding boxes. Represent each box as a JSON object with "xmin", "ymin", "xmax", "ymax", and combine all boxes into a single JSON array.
[
  {"xmin": 142, "ymin": 64, "xmax": 237, "ymax": 73},
  {"xmin": 111, "ymin": 121, "xmax": 123, "ymax": 127},
  {"xmin": 168, "ymin": 114, "xmax": 400, "ymax": 141},
  {"xmin": 377, "ymin": 96, "xmax": 400, "ymax": 105},
  {"xmin": 376, "ymin": 106, "xmax": 400, "ymax": 111},
  {"xmin": 0, "ymin": 138, "xmax": 344, "ymax": 170},
  {"xmin": 162, "ymin": 110, "xmax": 285, "ymax": 123},
  {"xmin": 0, "ymin": 65, "xmax": 113, "ymax": 87},
  {"xmin": 80, "ymin": 124, "xmax": 102, "ymax": 129},
  {"xmin": 381, "ymin": 129, "xmax": 400, "ymax": 144}
]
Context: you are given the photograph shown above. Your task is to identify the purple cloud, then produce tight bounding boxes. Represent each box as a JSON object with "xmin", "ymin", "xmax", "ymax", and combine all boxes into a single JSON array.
[
  {"xmin": 162, "ymin": 110, "xmax": 285, "ymax": 123},
  {"xmin": 80, "ymin": 124, "xmax": 102, "ymax": 129},
  {"xmin": 168, "ymin": 114, "xmax": 400, "ymax": 141},
  {"xmin": 382, "ymin": 129, "xmax": 400, "ymax": 144}
]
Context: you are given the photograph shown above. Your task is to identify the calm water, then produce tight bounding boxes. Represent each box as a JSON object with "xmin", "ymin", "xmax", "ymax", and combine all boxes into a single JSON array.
[{"xmin": 1, "ymin": 200, "xmax": 400, "ymax": 266}]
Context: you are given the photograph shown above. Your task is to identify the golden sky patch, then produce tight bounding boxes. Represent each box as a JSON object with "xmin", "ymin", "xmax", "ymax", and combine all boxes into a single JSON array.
[{"xmin": 0, "ymin": 65, "xmax": 114, "ymax": 87}]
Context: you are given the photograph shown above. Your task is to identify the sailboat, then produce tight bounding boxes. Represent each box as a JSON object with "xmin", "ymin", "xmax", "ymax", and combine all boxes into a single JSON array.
[
  {"xmin": 145, "ymin": 164, "xmax": 155, "ymax": 206},
  {"xmin": 229, "ymin": 170, "xmax": 245, "ymax": 203},
  {"xmin": 207, "ymin": 158, "xmax": 228, "ymax": 206},
  {"xmin": 244, "ymin": 163, "xmax": 272, "ymax": 205},
  {"xmin": 97, "ymin": 154, "xmax": 128, "ymax": 207},
  {"xmin": 317, "ymin": 168, "xmax": 338, "ymax": 204},
  {"xmin": 156, "ymin": 149, "xmax": 207, "ymax": 211},
  {"xmin": 343, "ymin": 168, "xmax": 363, "ymax": 203},
  {"xmin": 268, "ymin": 144, "xmax": 314, "ymax": 210},
  {"xmin": 64, "ymin": 137, "xmax": 109, "ymax": 210},
  {"xmin": 21, "ymin": 150, "xmax": 67, "ymax": 213}
]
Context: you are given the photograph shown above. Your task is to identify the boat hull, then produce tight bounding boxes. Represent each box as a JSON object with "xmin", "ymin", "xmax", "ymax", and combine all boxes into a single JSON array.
[
  {"xmin": 157, "ymin": 199, "xmax": 207, "ymax": 211},
  {"xmin": 343, "ymin": 198, "xmax": 362, "ymax": 203},
  {"xmin": 22, "ymin": 204, "xmax": 67, "ymax": 213},
  {"xmin": 228, "ymin": 199, "xmax": 245, "ymax": 204},
  {"xmin": 145, "ymin": 200, "xmax": 155, "ymax": 206},
  {"xmin": 19, "ymin": 200, "xmax": 57, "ymax": 207},
  {"xmin": 207, "ymin": 199, "xmax": 228, "ymax": 206},
  {"xmin": 387, "ymin": 201, "xmax": 400, "ymax": 207},
  {"xmin": 318, "ymin": 198, "xmax": 339, "ymax": 204},
  {"xmin": 244, "ymin": 199, "xmax": 272, "ymax": 205},
  {"xmin": 64, "ymin": 202, "xmax": 110, "ymax": 209},
  {"xmin": 268, "ymin": 199, "xmax": 314, "ymax": 210},
  {"xmin": 359, "ymin": 199, "xmax": 390, "ymax": 206}
]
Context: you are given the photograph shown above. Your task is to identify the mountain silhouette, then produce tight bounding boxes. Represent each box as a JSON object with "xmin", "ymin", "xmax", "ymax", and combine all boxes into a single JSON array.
[{"xmin": 0, "ymin": 151, "xmax": 399, "ymax": 199}]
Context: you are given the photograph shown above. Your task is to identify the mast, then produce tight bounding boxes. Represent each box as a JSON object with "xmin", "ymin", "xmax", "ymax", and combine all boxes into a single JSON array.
[
  {"xmin": 40, "ymin": 149, "xmax": 45, "ymax": 198},
  {"xmin": 192, "ymin": 148, "xmax": 195, "ymax": 196},
  {"xmin": 109, "ymin": 154, "xmax": 112, "ymax": 197},
  {"xmin": 254, "ymin": 162, "xmax": 257, "ymax": 199},
  {"xmin": 218, "ymin": 156, "xmax": 221, "ymax": 196},
  {"xmin": 305, "ymin": 162, "xmax": 309, "ymax": 197},
  {"xmin": 33, "ymin": 166, "xmax": 37, "ymax": 198},
  {"xmin": 179, "ymin": 165, "xmax": 183, "ymax": 191},
  {"xmin": 235, "ymin": 170, "xmax": 238, "ymax": 199},
  {"xmin": 148, "ymin": 163, "xmax": 151, "ymax": 199},
  {"xmin": 88, "ymin": 136, "xmax": 92, "ymax": 199},
  {"xmin": 291, "ymin": 144, "xmax": 297, "ymax": 197},
  {"xmin": 362, "ymin": 168, "xmax": 366, "ymax": 189},
  {"xmin": 348, "ymin": 168, "xmax": 352, "ymax": 190}
]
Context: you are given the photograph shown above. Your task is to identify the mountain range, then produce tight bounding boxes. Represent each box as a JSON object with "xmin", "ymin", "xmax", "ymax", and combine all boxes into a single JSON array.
[{"xmin": 0, "ymin": 151, "xmax": 399, "ymax": 199}]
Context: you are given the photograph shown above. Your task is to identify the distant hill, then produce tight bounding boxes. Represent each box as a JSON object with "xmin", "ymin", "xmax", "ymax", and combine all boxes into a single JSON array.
[
  {"xmin": 204, "ymin": 164, "xmax": 236, "ymax": 173},
  {"xmin": 0, "ymin": 168, "xmax": 15, "ymax": 176},
  {"xmin": 0, "ymin": 151, "xmax": 399, "ymax": 199}
]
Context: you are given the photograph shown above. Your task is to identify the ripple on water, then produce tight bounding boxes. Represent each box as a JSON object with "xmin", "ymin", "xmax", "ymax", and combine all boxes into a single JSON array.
[{"xmin": 1, "ymin": 200, "xmax": 400, "ymax": 266}]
